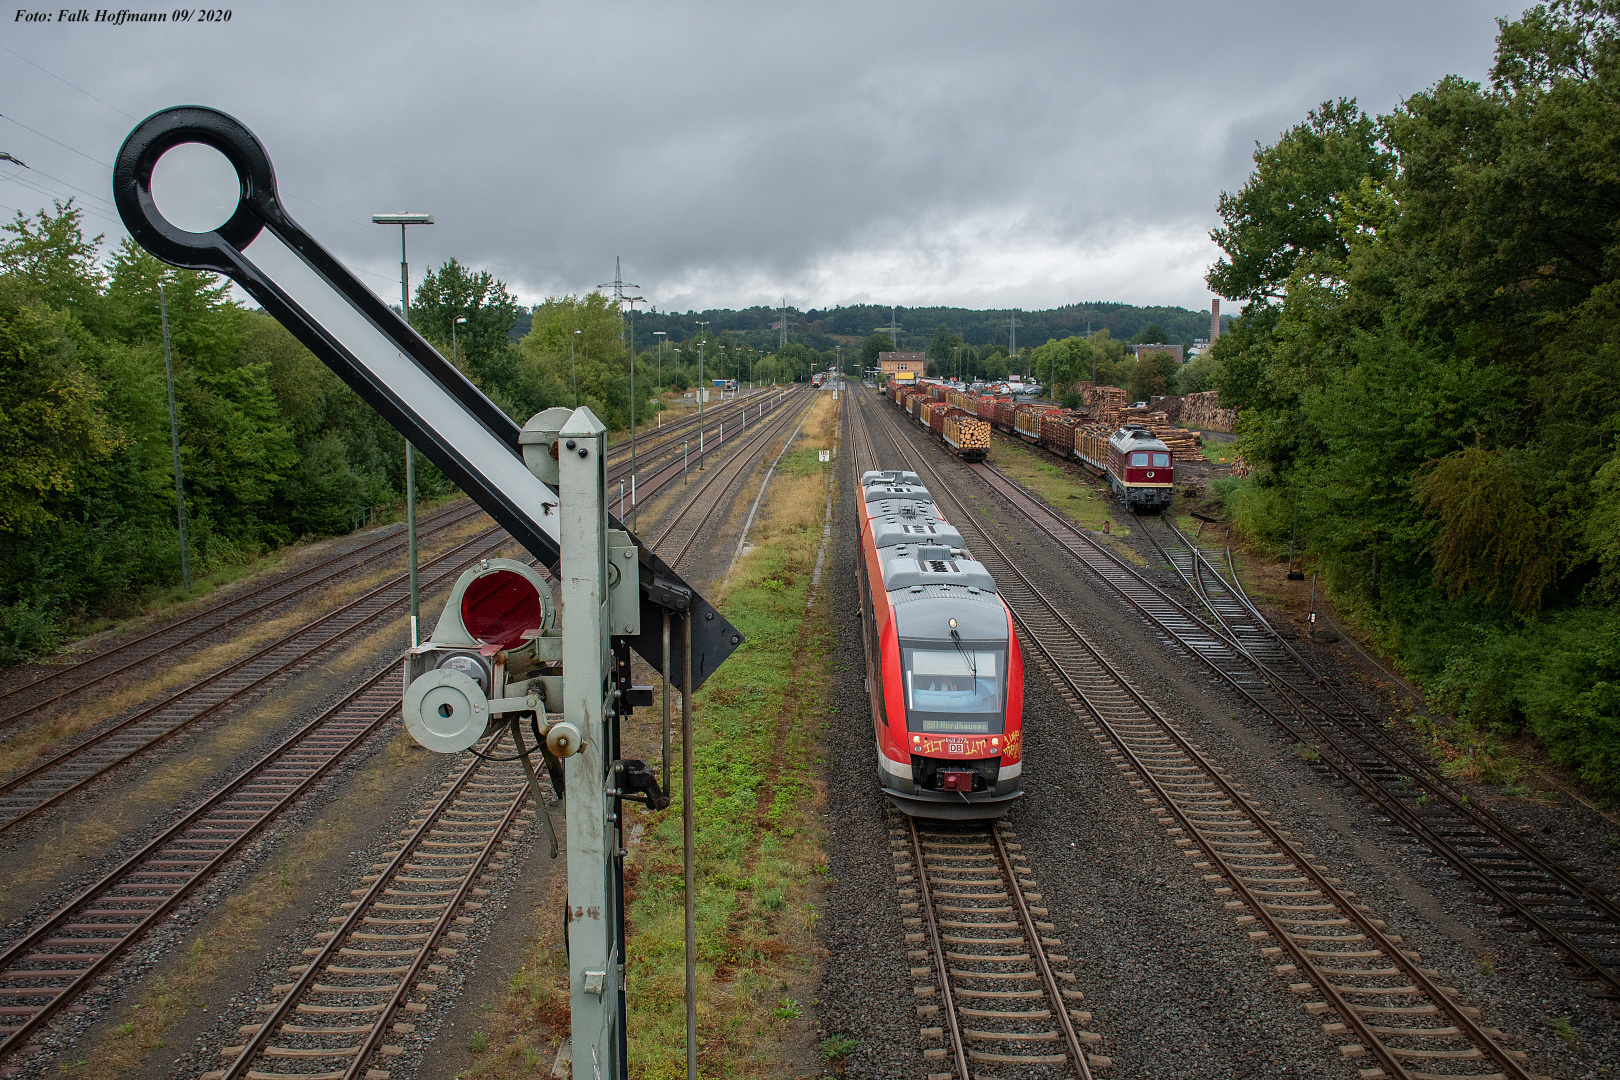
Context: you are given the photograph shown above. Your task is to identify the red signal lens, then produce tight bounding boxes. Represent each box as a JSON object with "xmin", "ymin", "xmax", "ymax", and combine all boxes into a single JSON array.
[{"xmin": 461, "ymin": 569, "xmax": 543, "ymax": 650}]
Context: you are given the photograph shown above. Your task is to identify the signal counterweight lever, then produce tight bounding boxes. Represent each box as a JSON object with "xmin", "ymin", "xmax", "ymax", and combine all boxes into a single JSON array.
[{"xmin": 610, "ymin": 759, "xmax": 670, "ymax": 811}]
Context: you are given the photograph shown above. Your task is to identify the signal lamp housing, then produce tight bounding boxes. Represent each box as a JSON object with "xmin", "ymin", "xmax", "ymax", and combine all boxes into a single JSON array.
[{"xmin": 403, "ymin": 558, "xmax": 559, "ymax": 753}]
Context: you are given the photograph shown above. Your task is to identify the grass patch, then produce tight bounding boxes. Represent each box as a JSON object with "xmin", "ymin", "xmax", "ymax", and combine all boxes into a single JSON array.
[
  {"xmin": 1197, "ymin": 437, "xmax": 1240, "ymax": 465},
  {"xmin": 986, "ymin": 433, "xmax": 1118, "ymax": 534}
]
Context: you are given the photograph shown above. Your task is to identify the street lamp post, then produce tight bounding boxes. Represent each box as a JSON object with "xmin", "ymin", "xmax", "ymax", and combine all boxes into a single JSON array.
[
  {"xmin": 653, "ymin": 330, "xmax": 666, "ymax": 427},
  {"xmin": 571, "ymin": 329, "xmax": 581, "ymax": 407},
  {"xmin": 694, "ymin": 321, "xmax": 708, "ymax": 467},
  {"xmin": 371, "ymin": 211, "xmax": 433, "ymax": 648},
  {"xmin": 452, "ymin": 315, "xmax": 467, "ymax": 370}
]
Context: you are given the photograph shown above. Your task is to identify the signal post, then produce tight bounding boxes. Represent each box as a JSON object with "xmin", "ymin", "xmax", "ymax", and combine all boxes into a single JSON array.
[{"xmin": 559, "ymin": 407, "xmax": 625, "ymax": 1078}]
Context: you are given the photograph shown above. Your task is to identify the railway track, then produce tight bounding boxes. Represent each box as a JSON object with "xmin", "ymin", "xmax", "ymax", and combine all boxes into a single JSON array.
[
  {"xmin": 950, "ymin": 442, "xmax": 1620, "ymax": 996},
  {"xmin": 647, "ymin": 388, "xmax": 817, "ymax": 569},
  {"xmin": 203, "ymin": 733, "xmax": 532, "ymax": 1080},
  {"xmin": 0, "ymin": 388, "xmax": 788, "ymax": 742},
  {"xmin": 0, "ymin": 390, "xmax": 807, "ymax": 840},
  {"xmin": 1135, "ymin": 515, "xmax": 1620, "ymax": 994},
  {"xmin": 0, "ymin": 389, "xmax": 808, "ymax": 1070},
  {"xmin": 0, "ymin": 499, "xmax": 486, "ymax": 735},
  {"xmin": 0, "ymin": 525, "xmax": 520, "ymax": 838},
  {"xmin": 897, "ymin": 816, "xmax": 1102, "ymax": 1080},
  {"xmin": 197, "ymin": 399, "xmax": 808, "ymax": 1080},
  {"xmin": 854, "ymin": 390, "xmax": 1547, "ymax": 1080},
  {"xmin": 0, "ymin": 664, "xmax": 404, "ymax": 1057}
]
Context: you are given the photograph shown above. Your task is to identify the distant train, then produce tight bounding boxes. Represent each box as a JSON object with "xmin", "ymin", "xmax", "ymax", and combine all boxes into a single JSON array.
[
  {"xmin": 811, "ymin": 373, "xmax": 824, "ymax": 388},
  {"xmin": 883, "ymin": 379, "xmax": 1175, "ymax": 511},
  {"xmin": 857, "ymin": 469, "xmax": 1023, "ymax": 819}
]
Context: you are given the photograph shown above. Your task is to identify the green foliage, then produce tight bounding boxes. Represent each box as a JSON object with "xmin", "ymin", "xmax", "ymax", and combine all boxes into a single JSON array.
[
  {"xmin": 1209, "ymin": 0, "xmax": 1620, "ymax": 793},
  {"xmin": 1412, "ymin": 446, "xmax": 1560, "ymax": 612},
  {"xmin": 0, "ymin": 277, "xmax": 122, "ymax": 535},
  {"xmin": 1127, "ymin": 350, "xmax": 1179, "ymax": 403},
  {"xmin": 1174, "ymin": 350, "xmax": 1221, "ymax": 395},
  {"xmin": 860, "ymin": 333, "xmax": 889, "ymax": 367},
  {"xmin": 819, "ymin": 1034, "xmax": 858, "ymax": 1061},
  {"xmin": 0, "ymin": 600, "xmax": 63, "ymax": 665},
  {"xmin": 0, "ymin": 200, "xmax": 107, "ymax": 322},
  {"xmin": 410, "ymin": 257, "xmax": 520, "ymax": 388},
  {"xmin": 1207, "ymin": 98, "xmax": 1394, "ymax": 302}
]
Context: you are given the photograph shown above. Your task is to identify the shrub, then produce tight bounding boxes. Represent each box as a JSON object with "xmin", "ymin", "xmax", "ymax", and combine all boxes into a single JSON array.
[{"xmin": 0, "ymin": 600, "xmax": 63, "ymax": 664}]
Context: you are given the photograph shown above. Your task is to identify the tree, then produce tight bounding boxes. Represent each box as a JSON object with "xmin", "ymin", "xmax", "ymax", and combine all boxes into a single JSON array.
[
  {"xmin": 860, "ymin": 333, "xmax": 890, "ymax": 368},
  {"xmin": 1207, "ymin": 98, "xmax": 1395, "ymax": 303},
  {"xmin": 926, "ymin": 323, "xmax": 960, "ymax": 365},
  {"xmin": 0, "ymin": 278, "xmax": 121, "ymax": 535},
  {"xmin": 1130, "ymin": 323, "xmax": 1166, "ymax": 344},
  {"xmin": 411, "ymin": 259, "xmax": 521, "ymax": 389},
  {"xmin": 0, "ymin": 200, "xmax": 106, "ymax": 323},
  {"xmin": 517, "ymin": 292, "xmax": 630, "ymax": 426},
  {"xmin": 106, "ymin": 242, "xmax": 296, "ymax": 546}
]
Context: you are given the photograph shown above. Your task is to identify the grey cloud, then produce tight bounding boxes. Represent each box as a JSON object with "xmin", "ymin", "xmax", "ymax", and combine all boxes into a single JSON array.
[{"xmin": 3, "ymin": 0, "xmax": 1511, "ymax": 313}]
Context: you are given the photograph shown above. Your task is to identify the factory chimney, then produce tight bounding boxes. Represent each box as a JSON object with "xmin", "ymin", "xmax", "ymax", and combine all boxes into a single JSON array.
[{"xmin": 1210, "ymin": 299, "xmax": 1221, "ymax": 342}]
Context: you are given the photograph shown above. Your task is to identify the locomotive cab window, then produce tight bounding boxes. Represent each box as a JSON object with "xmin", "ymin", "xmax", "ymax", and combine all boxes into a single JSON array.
[
  {"xmin": 1152, "ymin": 452, "xmax": 1170, "ymax": 468},
  {"xmin": 1130, "ymin": 452, "xmax": 1150, "ymax": 466},
  {"xmin": 902, "ymin": 644, "xmax": 1005, "ymax": 734}
]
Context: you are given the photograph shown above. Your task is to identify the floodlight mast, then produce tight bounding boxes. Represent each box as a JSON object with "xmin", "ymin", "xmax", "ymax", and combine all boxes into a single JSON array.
[{"xmin": 113, "ymin": 105, "xmax": 742, "ymax": 690}]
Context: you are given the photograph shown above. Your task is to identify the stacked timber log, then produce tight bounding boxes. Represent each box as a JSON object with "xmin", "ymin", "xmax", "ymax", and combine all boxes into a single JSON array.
[
  {"xmin": 1147, "ymin": 425, "xmax": 1203, "ymax": 462},
  {"xmin": 1014, "ymin": 403, "xmax": 1056, "ymax": 441},
  {"xmin": 1087, "ymin": 385, "xmax": 1128, "ymax": 430},
  {"xmin": 1182, "ymin": 391, "xmax": 1238, "ymax": 432},
  {"xmin": 943, "ymin": 412, "xmax": 991, "ymax": 459},
  {"xmin": 1150, "ymin": 395, "xmax": 1185, "ymax": 422},
  {"xmin": 1073, "ymin": 422, "xmax": 1111, "ymax": 470},
  {"xmin": 1039, "ymin": 411, "xmax": 1085, "ymax": 459}
]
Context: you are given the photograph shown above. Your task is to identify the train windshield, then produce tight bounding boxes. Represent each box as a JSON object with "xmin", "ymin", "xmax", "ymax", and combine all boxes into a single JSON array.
[
  {"xmin": 1152, "ymin": 452, "xmax": 1170, "ymax": 467},
  {"xmin": 1130, "ymin": 452, "xmax": 1149, "ymax": 466},
  {"xmin": 902, "ymin": 645, "xmax": 1005, "ymax": 734}
]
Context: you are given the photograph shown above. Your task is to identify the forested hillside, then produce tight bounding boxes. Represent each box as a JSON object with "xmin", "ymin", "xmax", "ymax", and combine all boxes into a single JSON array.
[
  {"xmin": 529, "ymin": 298, "xmax": 1225, "ymax": 355},
  {"xmin": 1202, "ymin": 0, "xmax": 1620, "ymax": 797}
]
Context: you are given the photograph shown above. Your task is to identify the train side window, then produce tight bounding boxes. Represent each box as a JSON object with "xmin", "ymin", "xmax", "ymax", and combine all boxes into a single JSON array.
[
  {"xmin": 1130, "ymin": 452, "xmax": 1149, "ymax": 466},
  {"xmin": 1152, "ymin": 452, "xmax": 1170, "ymax": 467}
]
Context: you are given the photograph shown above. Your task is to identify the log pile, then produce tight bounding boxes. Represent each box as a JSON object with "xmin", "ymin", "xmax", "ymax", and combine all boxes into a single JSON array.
[
  {"xmin": 1149, "ymin": 394, "xmax": 1185, "ymax": 422},
  {"xmin": 1146, "ymin": 425, "xmax": 1203, "ymax": 462},
  {"xmin": 1182, "ymin": 391, "xmax": 1238, "ymax": 432}
]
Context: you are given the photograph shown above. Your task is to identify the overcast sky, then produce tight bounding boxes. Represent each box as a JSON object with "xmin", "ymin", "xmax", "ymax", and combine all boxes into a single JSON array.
[{"xmin": 4, "ymin": 1, "xmax": 1515, "ymax": 317}]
